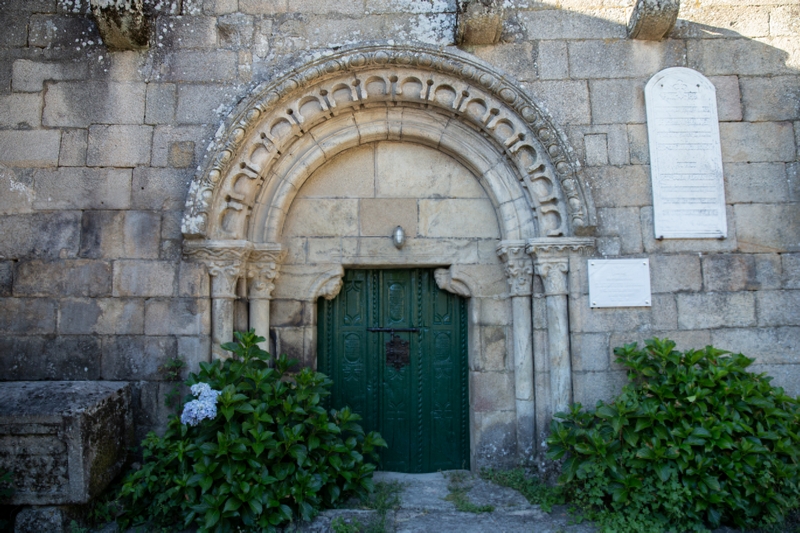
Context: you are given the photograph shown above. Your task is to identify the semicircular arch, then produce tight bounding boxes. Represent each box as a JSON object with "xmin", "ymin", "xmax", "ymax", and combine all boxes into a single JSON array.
[{"xmin": 181, "ymin": 43, "xmax": 595, "ymax": 244}]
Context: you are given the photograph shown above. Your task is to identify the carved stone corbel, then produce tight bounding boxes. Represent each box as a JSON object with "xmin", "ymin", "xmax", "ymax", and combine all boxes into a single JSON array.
[
  {"xmin": 434, "ymin": 267, "xmax": 472, "ymax": 298},
  {"xmin": 627, "ymin": 0, "xmax": 680, "ymax": 41},
  {"xmin": 456, "ymin": 0, "xmax": 504, "ymax": 46},
  {"xmin": 90, "ymin": 0, "xmax": 152, "ymax": 50},
  {"xmin": 310, "ymin": 265, "xmax": 345, "ymax": 301}
]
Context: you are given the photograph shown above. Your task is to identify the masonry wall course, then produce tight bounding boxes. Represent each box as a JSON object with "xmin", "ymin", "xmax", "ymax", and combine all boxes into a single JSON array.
[{"xmin": 43, "ymin": 81, "xmax": 146, "ymax": 127}]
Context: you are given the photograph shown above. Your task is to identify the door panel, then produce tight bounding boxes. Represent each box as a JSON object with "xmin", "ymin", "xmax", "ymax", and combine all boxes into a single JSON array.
[{"xmin": 318, "ymin": 269, "xmax": 468, "ymax": 473}]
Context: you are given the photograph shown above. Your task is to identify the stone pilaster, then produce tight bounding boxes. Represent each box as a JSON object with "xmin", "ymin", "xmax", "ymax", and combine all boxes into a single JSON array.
[
  {"xmin": 497, "ymin": 240, "xmax": 535, "ymax": 462},
  {"xmin": 184, "ymin": 240, "xmax": 251, "ymax": 360},
  {"xmin": 246, "ymin": 244, "xmax": 285, "ymax": 352},
  {"xmin": 527, "ymin": 238, "xmax": 595, "ymax": 421}
]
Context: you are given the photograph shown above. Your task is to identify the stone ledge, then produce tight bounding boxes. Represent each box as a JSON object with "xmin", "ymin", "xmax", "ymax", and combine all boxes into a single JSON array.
[{"xmin": 0, "ymin": 381, "xmax": 133, "ymax": 506}]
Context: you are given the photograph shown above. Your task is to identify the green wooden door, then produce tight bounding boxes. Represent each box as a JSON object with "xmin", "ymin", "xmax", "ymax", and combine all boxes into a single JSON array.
[{"xmin": 318, "ymin": 269, "xmax": 469, "ymax": 473}]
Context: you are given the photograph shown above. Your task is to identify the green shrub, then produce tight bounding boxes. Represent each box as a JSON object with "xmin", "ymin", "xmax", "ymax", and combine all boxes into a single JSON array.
[
  {"xmin": 118, "ymin": 329, "xmax": 386, "ymax": 533},
  {"xmin": 546, "ymin": 337, "xmax": 800, "ymax": 533}
]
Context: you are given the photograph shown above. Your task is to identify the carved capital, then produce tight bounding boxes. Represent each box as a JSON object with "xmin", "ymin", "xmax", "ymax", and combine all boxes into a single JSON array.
[
  {"xmin": 184, "ymin": 240, "xmax": 252, "ymax": 298},
  {"xmin": 534, "ymin": 257, "xmax": 569, "ymax": 296},
  {"xmin": 246, "ymin": 244, "xmax": 285, "ymax": 300},
  {"xmin": 497, "ymin": 240, "xmax": 533, "ymax": 297}
]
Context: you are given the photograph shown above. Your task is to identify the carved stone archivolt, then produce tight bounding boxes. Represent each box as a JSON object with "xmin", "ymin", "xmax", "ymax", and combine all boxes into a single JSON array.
[{"xmin": 181, "ymin": 43, "xmax": 594, "ymax": 246}]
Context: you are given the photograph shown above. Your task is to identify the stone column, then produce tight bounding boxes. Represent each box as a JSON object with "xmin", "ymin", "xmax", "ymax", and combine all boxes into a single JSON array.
[
  {"xmin": 527, "ymin": 238, "xmax": 595, "ymax": 417},
  {"xmin": 496, "ymin": 240, "xmax": 535, "ymax": 461},
  {"xmin": 184, "ymin": 240, "xmax": 251, "ymax": 360},
  {"xmin": 246, "ymin": 244, "xmax": 284, "ymax": 353}
]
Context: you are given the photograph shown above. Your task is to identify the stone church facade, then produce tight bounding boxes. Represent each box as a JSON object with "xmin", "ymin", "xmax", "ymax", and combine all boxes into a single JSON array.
[{"xmin": 0, "ymin": 0, "xmax": 797, "ymax": 471}]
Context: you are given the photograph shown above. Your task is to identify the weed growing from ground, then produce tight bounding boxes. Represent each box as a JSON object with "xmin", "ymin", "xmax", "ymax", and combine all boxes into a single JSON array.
[
  {"xmin": 480, "ymin": 467, "xmax": 564, "ymax": 512},
  {"xmin": 445, "ymin": 471, "xmax": 494, "ymax": 513}
]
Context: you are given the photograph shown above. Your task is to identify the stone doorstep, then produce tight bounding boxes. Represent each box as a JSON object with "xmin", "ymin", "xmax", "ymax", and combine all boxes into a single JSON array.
[{"xmin": 0, "ymin": 381, "xmax": 133, "ymax": 510}]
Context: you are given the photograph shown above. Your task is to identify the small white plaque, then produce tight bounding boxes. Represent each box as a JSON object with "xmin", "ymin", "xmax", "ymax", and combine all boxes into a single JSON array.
[
  {"xmin": 588, "ymin": 259, "xmax": 651, "ymax": 308},
  {"xmin": 645, "ymin": 67, "xmax": 727, "ymax": 239}
]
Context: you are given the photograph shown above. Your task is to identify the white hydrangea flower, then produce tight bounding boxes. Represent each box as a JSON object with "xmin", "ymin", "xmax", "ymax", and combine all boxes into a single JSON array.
[{"xmin": 181, "ymin": 382, "xmax": 221, "ymax": 426}]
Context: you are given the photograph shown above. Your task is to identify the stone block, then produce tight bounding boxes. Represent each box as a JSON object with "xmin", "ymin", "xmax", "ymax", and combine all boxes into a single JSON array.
[
  {"xmin": 168, "ymin": 141, "xmax": 195, "ymax": 168},
  {"xmin": 145, "ymin": 83, "xmax": 176, "ymax": 124},
  {"xmin": 783, "ymin": 254, "xmax": 800, "ymax": 289},
  {"xmin": 218, "ymin": 13, "xmax": 255, "ymax": 48},
  {"xmin": 0, "ymin": 10, "xmax": 29, "ymax": 47},
  {"xmin": 0, "ymin": 164, "xmax": 34, "ymax": 215},
  {"xmin": 165, "ymin": 51, "xmax": 237, "ymax": 82},
  {"xmin": 0, "ymin": 212, "xmax": 81, "ymax": 259},
  {"xmin": 0, "ymin": 335, "xmax": 102, "ymax": 381},
  {"xmin": 790, "ymin": 161, "xmax": 800, "ymax": 202},
  {"xmin": 270, "ymin": 299, "xmax": 305, "ymax": 327},
  {"xmin": 585, "ymin": 165, "xmax": 651, "ymax": 208},
  {"xmin": 711, "ymin": 326, "xmax": 800, "ymax": 364},
  {"xmin": 0, "ymin": 381, "xmax": 133, "ymax": 505},
  {"xmin": 289, "ymin": 0, "xmax": 363, "ymax": 15},
  {"xmin": 86, "ymin": 125, "xmax": 152, "ymax": 167},
  {"xmin": 0, "ymin": 298, "xmax": 56, "ymax": 334},
  {"xmin": 113, "ymin": 260, "xmax": 176, "ymax": 297},
  {"xmin": 375, "ymin": 141, "xmax": 484, "ymax": 198},
  {"xmin": 0, "ymin": 93, "xmax": 42, "ymax": 128},
  {"xmin": 12, "ymin": 59, "xmax": 88, "ymax": 93},
  {"xmin": 641, "ymin": 206, "xmax": 738, "ymax": 253},
  {"xmin": 43, "ymin": 81, "xmax": 145, "ymax": 127},
  {"xmin": 14, "ymin": 259, "xmax": 112, "ymax": 297},
  {"xmin": 178, "ymin": 335, "xmax": 212, "ymax": 374},
  {"xmin": 91, "ymin": 51, "xmax": 146, "ymax": 82},
  {"xmin": 724, "ymin": 162, "xmax": 789, "ymax": 204},
  {"xmin": 672, "ymin": 6, "xmax": 769, "ymax": 39},
  {"xmin": 687, "ymin": 38, "xmax": 794, "ymax": 76},
  {"xmin": 239, "ymin": 0, "xmax": 288, "ymax": 14},
  {"xmin": 676, "ymin": 291, "xmax": 756, "ymax": 330},
  {"xmin": 359, "ymin": 198, "xmax": 417, "ymax": 237},
  {"xmin": 176, "ymin": 83, "xmax": 232, "ymax": 123},
  {"xmin": 702, "ymin": 253, "xmax": 781, "ymax": 292},
  {"xmin": 300, "ymin": 144, "xmax": 375, "ymax": 198},
  {"xmin": 178, "ymin": 261, "xmax": 210, "ymax": 298},
  {"xmin": 32, "ymin": 168, "xmax": 132, "ymax": 210},
  {"xmin": 0, "ymin": 130, "xmax": 61, "ymax": 167},
  {"xmin": 734, "ymin": 203, "xmax": 800, "ymax": 253},
  {"xmin": 366, "ymin": 0, "xmax": 455, "ymax": 14},
  {"xmin": 627, "ymin": 124, "xmax": 649, "ymax": 164},
  {"xmin": 651, "ymin": 254, "xmax": 702, "ymax": 293},
  {"xmin": 144, "ymin": 298, "xmax": 210, "ymax": 335},
  {"xmin": 59, "ymin": 298, "xmax": 144, "ymax": 335},
  {"xmin": 123, "ymin": 211, "xmax": 161, "ymax": 259},
  {"xmin": 79, "ymin": 210, "xmax": 124, "ymax": 259},
  {"xmin": 757, "ymin": 290, "xmax": 800, "ymax": 327},
  {"xmin": 522, "ymin": 8, "xmax": 625, "ymax": 39},
  {"xmin": 571, "ymin": 293, "xmax": 677, "ymax": 333},
  {"xmin": 571, "ymin": 332, "xmax": 611, "ymax": 372},
  {"xmin": 471, "ymin": 371, "xmax": 515, "ymax": 412},
  {"xmin": 572, "ymin": 371, "xmax": 627, "ymax": 408},
  {"xmin": 469, "ymin": 43, "xmax": 536, "ymax": 83},
  {"xmin": 58, "ymin": 128, "xmax": 87, "ymax": 166},
  {"xmin": 0, "ymin": 261, "xmax": 11, "ymax": 296},
  {"xmin": 569, "ymin": 39, "xmax": 685, "ymax": 79},
  {"xmin": 596, "ymin": 207, "xmax": 644, "ymax": 255},
  {"xmin": 418, "ymin": 199, "xmax": 500, "ymax": 239},
  {"xmin": 584, "ymin": 134, "xmax": 608, "ymax": 167},
  {"xmin": 473, "ymin": 325, "xmax": 509, "ymax": 372},
  {"xmin": 520, "ymin": 80, "xmax": 590, "ymax": 126},
  {"xmin": 131, "ymin": 167, "xmax": 192, "ymax": 212},
  {"xmin": 536, "ymin": 40, "xmax": 569, "ymax": 80},
  {"xmin": 273, "ymin": 326, "xmax": 307, "ymax": 365},
  {"xmin": 473, "ymin": 410, "xmax": 517, "ymax": 469},
  {"xmin": 151, "ymin": 125, "xmax": 210, "ymax": 167},
  {"xmin": 283, "ymin": 198, "xmax": 359, "ymax": 237},
  {"xmin": 156, "ymin": 16, "xmax": 218, "ymax": 48},
  {"xmin": 28, "ymin": 14, "xmax": 100, "ymax": 48},
  {"xmin": 101, "ymin": 336, "xmax": 176, "ymax": 380},
  {"xmin": 589, "ymin": 78, "xmax": 646, "ymax": 124},
  {"xmin": 740, "ymin": 75, "xmax": 800, "ymax": 122},
  {"xmin": 13, "ymin": 507, "xmax": 68, "ymax": 533},
  {"xmin": 708, "ymin": 75, "xmax": 743, "ymax": 122},
  {"xmin": 479, "ymin": 297, "xmax": 512, "ymax": 327},
  {"xmin": 770, "ymin": 5, "xmax": 800, "ymax": 36}
]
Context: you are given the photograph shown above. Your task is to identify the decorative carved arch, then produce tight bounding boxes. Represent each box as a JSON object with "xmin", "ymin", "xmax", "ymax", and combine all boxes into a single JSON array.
[{"xmin": 181, "ymin": 42, "xmax": 595, "ymax": 244}]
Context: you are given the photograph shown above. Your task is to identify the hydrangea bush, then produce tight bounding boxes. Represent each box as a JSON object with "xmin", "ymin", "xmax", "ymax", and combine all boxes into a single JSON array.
[{"xmin": 118, "ymin": 330, "xmax": 386, "ymax": 533}]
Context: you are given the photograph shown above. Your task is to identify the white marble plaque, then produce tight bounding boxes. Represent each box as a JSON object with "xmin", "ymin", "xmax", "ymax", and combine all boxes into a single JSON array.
[
  {"xmin": 645, "ymin": 67, "xmax": 727, "ymax": 239},
  {"xmin": 588, "ymin": 259, "xmax": 651, "ymax": 308}
]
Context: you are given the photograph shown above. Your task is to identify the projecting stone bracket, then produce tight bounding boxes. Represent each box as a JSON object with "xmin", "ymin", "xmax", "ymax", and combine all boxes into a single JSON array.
[
  {"xmin": 627, "ymin": 0, "xmax": 680, "ymax": 41},
  {"xmin": 456, "ymin": 0, "xmax": 504, "ymax": 46},
  {"xmin": 90, "ymin": 0, "xmax": 152, "ymax": 51}
]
